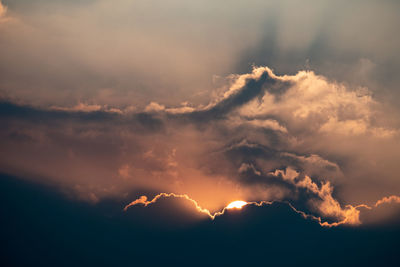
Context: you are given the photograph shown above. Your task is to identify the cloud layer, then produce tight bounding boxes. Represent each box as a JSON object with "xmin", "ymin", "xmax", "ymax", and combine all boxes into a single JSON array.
[{"xmin": 1, "ymin": 66, "xmax": 399, "ymax": 226}]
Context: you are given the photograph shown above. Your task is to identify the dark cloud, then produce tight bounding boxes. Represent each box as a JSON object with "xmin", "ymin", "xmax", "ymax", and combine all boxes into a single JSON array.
[
  {"xmin": 182, "ymin": 70, "xmax": 283, "ymax": 122},
  {"xmin": 1, "ymin": 173, "xmax": 399, "ymax": 266}
]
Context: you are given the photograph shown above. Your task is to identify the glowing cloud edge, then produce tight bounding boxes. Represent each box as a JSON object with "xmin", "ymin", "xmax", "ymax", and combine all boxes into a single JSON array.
[
  {"xmin": 123, "ymin": 193, "xmax": 400, "ymax": 227},
  {"xmin": 124, "ymin": 193, "xmax": 400, "ymax": 228}
]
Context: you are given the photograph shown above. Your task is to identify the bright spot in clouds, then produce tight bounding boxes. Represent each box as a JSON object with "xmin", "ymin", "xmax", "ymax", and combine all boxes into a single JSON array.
[{"xmin": 226, "ymin": 201, "xmax": 248, "ymax": 210}]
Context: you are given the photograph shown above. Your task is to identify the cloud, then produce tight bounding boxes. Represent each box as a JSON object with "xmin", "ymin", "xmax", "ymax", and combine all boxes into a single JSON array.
[
  {"xmin": 3, "ymin": 171, "xmax": 399, "ymax": 267},
  {"xmin": 124, "ymin": 193, "xmax": 228, "ymax": 219},
  {"xmin": 144, "ymin": 102, "xmax": 165, "ymax": 113},
  {"xmin": 123, "ymin": 187, "xmax": 398, "ymax": 227},
  {"xmin": 234, "ymin": 68, "xmax": 395, "ymax": 138},
  {"xmin": 375, "ymin": 195, "xmax": 400, "ymax": 207},
  {"xmin": 122, "ymin": 192, "xmax": 340, "ymax": 226},
  {"xmin": 270, "ymin": 168, "xmax": 361, "ymax": 226},
  {"xmin": 1, "ymin": 66, "xmax": 399, "ymax": 226},
  {"xmin": 51, "ymin": 102, "xmax": 127, "ymax": 114}
]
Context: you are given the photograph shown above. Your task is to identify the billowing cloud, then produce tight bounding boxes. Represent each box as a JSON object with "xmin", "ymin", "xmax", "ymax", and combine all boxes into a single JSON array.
[{"xmin": 1, "ymin": 66, "xmax": 399, "ymax": 226}]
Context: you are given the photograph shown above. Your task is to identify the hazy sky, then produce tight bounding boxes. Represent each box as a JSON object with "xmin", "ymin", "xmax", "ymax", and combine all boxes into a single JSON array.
[
  {"xmin": 1, "ymin": 1, "xmax": 400, "ymax": 265},
  {"xmin": 1, "ymin": 0, "xmax": 400, "ymax": 107}
]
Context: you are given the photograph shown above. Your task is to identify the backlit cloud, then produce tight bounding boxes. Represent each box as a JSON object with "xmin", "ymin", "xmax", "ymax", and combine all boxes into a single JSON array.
[{"xmin": 1, "ymin": 66, "xmax": 399, "ymax": 226}]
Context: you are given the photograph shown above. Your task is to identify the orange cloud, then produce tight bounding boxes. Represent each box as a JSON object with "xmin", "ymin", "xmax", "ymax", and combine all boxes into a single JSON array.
[{"xmin": 374, "ymin": 195, "xmax": 400, "ymax": 207}]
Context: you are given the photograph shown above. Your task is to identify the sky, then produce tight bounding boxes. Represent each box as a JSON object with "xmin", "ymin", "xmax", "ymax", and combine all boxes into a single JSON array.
[{"xmin": 1, "ymin": 0, "xmax": 400, "ymax": 266}]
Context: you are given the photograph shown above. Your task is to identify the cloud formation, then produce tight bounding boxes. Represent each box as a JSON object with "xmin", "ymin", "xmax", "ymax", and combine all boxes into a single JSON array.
[{"xmin": 1, "ymin": 66, "xmax": 399, "ymax": 226}]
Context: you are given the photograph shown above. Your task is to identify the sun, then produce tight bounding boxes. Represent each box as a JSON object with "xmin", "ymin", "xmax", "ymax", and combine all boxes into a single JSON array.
[{"xmin": 226, "ymin": 200, "xmax": 248, "ymax": 209}]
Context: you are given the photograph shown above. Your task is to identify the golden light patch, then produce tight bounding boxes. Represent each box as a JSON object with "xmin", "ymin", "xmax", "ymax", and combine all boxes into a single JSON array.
[{"xmin": 226, "ymin": 200, "xmax": 248, "ymax": 209}]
